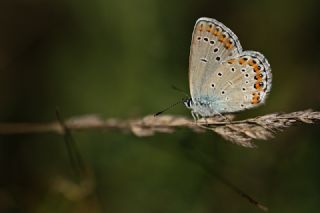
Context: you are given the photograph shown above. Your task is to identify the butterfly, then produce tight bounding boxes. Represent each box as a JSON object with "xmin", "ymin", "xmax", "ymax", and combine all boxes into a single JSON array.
[{"xmin": 183, "ymin": 17, "xmax": 272, "ymax": 120}]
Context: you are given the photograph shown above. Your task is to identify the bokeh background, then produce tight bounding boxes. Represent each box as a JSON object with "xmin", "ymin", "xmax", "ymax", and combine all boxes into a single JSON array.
[{"xmin": 1, "ymin": 0, "xmax": 320, "ymax": 212}]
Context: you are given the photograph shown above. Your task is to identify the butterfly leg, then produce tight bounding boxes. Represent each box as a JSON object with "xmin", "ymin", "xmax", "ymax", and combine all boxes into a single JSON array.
[
  {"xmin": 211, "ymin": 111, "xmax": 230, "ymax": 122},
  {"xmin": 191, "ymin": 110, "xmax": 197, "ymax": 122},
  {"xmin": 191, "ymin": 111, "xmax": 202, "ymax": 123},
  {"xmin": 204, "ymin": 117, "xmax": 208, "ymax": 126}
]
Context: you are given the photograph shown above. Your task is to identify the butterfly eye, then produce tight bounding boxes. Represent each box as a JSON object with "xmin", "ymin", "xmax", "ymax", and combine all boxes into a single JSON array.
[
  {"xmin": 213, "ymin": 48, "xmax": 219, "ymax": 53},
  {"xmin": 184, "ymin": 99, "xmax": 192, "ymax": 108}
]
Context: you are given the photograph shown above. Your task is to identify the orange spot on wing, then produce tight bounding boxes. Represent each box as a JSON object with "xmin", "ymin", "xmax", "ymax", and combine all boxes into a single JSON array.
[
  {"xmin": 213, "ymin": 28, "xmax": 221, "ymax": 36},
  {"xmin": 218, "ymin": 34, "xmax": 226, "ymax": 42},
  {"xmin": 227, "ymin": 59, "xmax": 236, "ymax": 64},
  {"xmin": 239, "ymin": 58, "xmax": 246, "ymax": 65},
  {"xmin": 255, "ymin": 83, "xmax": 261, "ymax": 90},
  {"xmin": 251, "ymin": 99, "xmax": 260, "ymax": 105},
  {"xmin": 198, "ymin": 23, "xmax": 204, "ymax": 32},
  {"xmin": 253, "ymin": 64, "xmax": 260, "ymax": 72},
  {"xmin": 255, "ymin": 73, "xmax": 263, "ymax": 81},
  {"xmin": 251, "ymin": 92, "xmax": 261, "ymax": 104},
  {"xmin": 254, "ymin": 82, "xmax": 264, "ymax": 91},
  {"xmin": 223, "ymin": 39, "xmax": 233, "ymax": 49},
  {"xmin": 248, "ymin": 59, "xmax": 258, "ymax": 66},
  {"xmin": 227, "ymin": 44, "xmax": 233, "ymax": 49}
]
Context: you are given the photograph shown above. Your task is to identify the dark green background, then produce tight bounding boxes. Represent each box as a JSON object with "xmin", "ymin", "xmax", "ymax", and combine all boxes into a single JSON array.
[{"xmin": 1, "ymin": 0, "xmax": 320, "ymax": 212}]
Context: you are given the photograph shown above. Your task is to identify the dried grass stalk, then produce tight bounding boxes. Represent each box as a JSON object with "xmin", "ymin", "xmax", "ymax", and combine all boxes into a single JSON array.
[{"xmin": 0, "ymin": 109, "xmax": 319, "ymax": 148}]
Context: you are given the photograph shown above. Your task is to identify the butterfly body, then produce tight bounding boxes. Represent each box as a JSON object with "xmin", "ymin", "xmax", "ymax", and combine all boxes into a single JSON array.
[{"xmin": 187, "ymin": 17, "xmax": 272, "ymax": 118}]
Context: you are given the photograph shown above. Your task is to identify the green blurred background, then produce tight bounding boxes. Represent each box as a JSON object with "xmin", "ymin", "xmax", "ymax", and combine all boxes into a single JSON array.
[{"xmin": 1, "ymin": 0, "xmax": 320, "ymax": 212}]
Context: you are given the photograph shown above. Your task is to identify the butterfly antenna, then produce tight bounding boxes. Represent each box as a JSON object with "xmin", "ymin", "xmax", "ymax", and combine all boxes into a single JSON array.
[
  {"xmin": 154, "ymin": 98, "xmax": 186, "ymax": 117},
  {"xmin": 171, "ymin": 85, "xmax": 189, "ymax": 98}
]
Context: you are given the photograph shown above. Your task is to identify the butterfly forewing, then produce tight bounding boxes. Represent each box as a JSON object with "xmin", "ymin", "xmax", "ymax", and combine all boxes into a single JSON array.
[{"xmin": 189, "ymin": 18, "xmax": 242, "ymax": 99}]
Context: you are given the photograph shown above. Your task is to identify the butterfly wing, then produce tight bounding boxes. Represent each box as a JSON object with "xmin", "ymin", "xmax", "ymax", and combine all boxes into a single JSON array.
[
  {"xmin": 189, "ymin": 17, "xmax": 272, "ymax": 115},
  {"xmin": 189, "ymin": 17, "xmax": 242, "ymax": 101},
  {"xmin": 203, "ymin": 51, "xmax": 272, "ymax": 113}
]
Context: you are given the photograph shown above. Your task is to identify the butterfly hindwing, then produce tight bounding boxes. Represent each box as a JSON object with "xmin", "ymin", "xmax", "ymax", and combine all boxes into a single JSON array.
[{"xmin": 203, "ymin": 51, "xmax": 272, "ymax": 113}]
